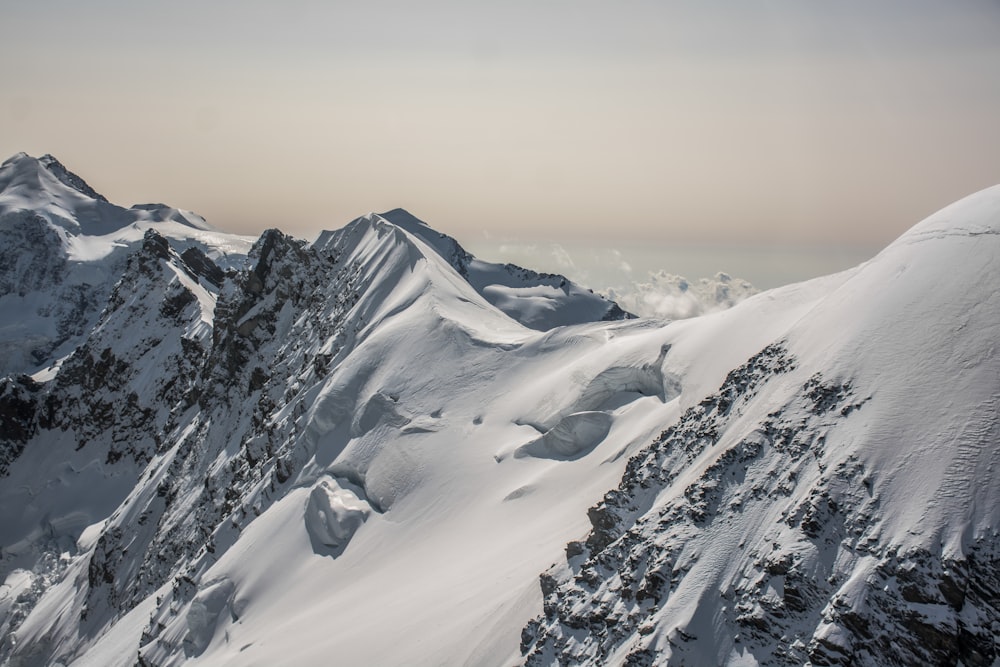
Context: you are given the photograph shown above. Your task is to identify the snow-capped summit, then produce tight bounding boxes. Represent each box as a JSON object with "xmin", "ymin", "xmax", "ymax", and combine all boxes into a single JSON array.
[
  {"xmin": 1, "ymin": 152, "xmax": 102, "ymax": 199},
  {"xmin": 0, "ymin": 154, "xmax": 629, "ymax": 376},
  {"xmin": 0, "ymin": 153, "xmax": 254, "ymax": 376},
  {"xmin": 35, "ymin": 154, "xmax": 109, "ymax": 202},
  {"xmin": 0, "ymin": 152, "xmax": 109, "ymax": 204},
  {"xmin": 315, "ymin": 208, "xmax": 632, "ymax": 330},
  {"xmin": 0, "ymin": 152, "xmax": 215, "ymax": 236},
  {"xmin": 0, "ymin": 157, "xmax": 996, "ymax": 667}
]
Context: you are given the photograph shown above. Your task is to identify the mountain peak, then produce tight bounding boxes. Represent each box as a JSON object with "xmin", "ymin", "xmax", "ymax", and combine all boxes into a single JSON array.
[
  {"xmin": 1, "ymin": 151, "xmax": 30, "ymax": 165},
  {"xmin": 316, "ymin": 208, "xmax": 632, "ymax": 330},
  {"xmin": 1, "ymin": 164, "xmax": 998, "ymax": 667},
  {"xmin": 894, "ymin": 182, "xmax": 1000, "ymax": 246},
  {"xmin": 0, "ymin": 153, "xmax": 220, "ymax": 241},
  {"xmin": 378, "ymin": 207, "xmax": 429, "ymax": 228},
  {"xmin": 38, "ymin": 154, "xmax": 109, "ymax": 202},
  {"xmin": 0, "ymin": 152, "xmax": 108, "ymax": 203}
]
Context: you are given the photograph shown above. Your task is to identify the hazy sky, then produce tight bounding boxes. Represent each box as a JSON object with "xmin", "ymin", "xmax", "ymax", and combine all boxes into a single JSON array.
[{"xmin": 3, "ymin": 1, "xmax": 1000, "ymax": 248}]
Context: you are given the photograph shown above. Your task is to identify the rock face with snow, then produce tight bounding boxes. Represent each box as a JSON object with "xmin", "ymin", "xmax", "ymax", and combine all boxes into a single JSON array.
[
  {"xmin": 521, "ymin": 191, "xmax": 1000, "ymax": 666},
  {"xmin": 0, "ymin": 155, "xmax": 997, "ymax": 667},
  {"xmin": 0, "ymin": 153, "xmax": 252, "ymax": 377}
]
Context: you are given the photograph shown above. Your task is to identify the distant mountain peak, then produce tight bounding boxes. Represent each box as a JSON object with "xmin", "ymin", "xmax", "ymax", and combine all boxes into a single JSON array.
[
  {"xmin": 316, "ymin": 208, "xmax": 633, "ymax": 330},
  {"xmin": 0, "ymin": 152, "xmax": 108, "ymax": 203},
  {"xmin": 378, "ymin": 207, "xmax": 430, "ymax": 228},
  {"xmin": 1, "ymin": 151, "xmax": 30, "ymax": 165},
  {"xmin": 37, "ymin": 153, "xmax": 109, "ymax": 202},
  {"xmin": 0, "ymin": 155, "xmax": 251, "ymax": 376}
]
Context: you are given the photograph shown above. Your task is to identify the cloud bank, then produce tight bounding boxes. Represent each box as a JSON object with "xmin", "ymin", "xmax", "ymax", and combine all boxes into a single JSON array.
[{"xmin": 605, "ymin": 271, "xmax": 757, "ymax": 320}]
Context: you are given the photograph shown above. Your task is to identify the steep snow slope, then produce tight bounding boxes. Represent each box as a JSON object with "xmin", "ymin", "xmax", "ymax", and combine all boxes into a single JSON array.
[
  {"xmin": 0, "ymin": 228, "xmax": 633, "ymax": 666},
  {"xmin": 0, "ymin": 157, "xmax": 997, "ymax": 667},
  {"xmin": 522, "ymin": 186, "xmax": 1000, "ymax": 666},
  {"xmin": 0, "ymin": 153, "xmax": 252, "ymax": 376},
  {"xmin": 0, "ymin": 164, "xmax": 645, "ymax": 667}
]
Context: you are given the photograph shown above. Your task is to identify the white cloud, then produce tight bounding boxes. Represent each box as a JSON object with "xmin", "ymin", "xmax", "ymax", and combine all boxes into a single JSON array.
[
  {"xmin": 604, "ymin": 271, "xmax": 756, "ymax": 320},
  {"xmin": 498, "ymin": 242, "xmax": 538, "ymax": 255}
]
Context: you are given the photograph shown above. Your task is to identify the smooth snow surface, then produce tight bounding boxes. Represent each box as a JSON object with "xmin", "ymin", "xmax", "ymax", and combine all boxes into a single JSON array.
[
  {"xmin": 1, "ymin": 156, "xmax": 998, "ymax": 667},
  {"xmin": 786, "ymin": 186, "xmax": 1000, "ymax": 557}
]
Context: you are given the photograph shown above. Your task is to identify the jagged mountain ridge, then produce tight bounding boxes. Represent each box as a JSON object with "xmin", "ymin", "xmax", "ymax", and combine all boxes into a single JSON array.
[
  {"xmin": 0, "ymin": 155, "xmax": 997, "ymax": 667},
  {"xmin": 357, "ymin": 208, "xmax": 631, "ymax": 329},
  {"xmin": 0, "ymin": 152, "xmax": 627, "ymax": 377},
  {"xmin": 0, "ymin": 154, "xmax": 637, "ymax": 666},
  {"xmin": 0, "ymin": 153, "xmax": 254, "ymax": 377}
]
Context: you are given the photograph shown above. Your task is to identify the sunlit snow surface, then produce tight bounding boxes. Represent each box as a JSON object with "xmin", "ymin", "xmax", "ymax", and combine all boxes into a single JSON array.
[{"xmin": 0, "ymin": 154, "xmax": 998, "ymax": 667}]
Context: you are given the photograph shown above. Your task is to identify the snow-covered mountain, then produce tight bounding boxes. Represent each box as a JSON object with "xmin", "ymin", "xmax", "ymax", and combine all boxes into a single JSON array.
[
  {"xmin": 0, "ymin": 152, "xmax": 253, "ymax": 377},
  {"xmin": 317, "ymin": 207, "xmax": 631, "ymax": 331},
  {"xmin": 0, "ymin": 155, "xmax": 997, "ymax": 667}
]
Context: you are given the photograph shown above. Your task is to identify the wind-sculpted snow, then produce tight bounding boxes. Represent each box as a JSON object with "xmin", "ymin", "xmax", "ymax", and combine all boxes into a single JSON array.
[
  {"xmin": 0, "ymin": 155, "xmax": 649, "ymax": 667},
  {"xmin": 520, "ymin": 186, "xmax": 1000, "ymax": 666},
  {"xmin": 182, "ymin": 578, "xmax": 235, "ymax": 657},
  {"xmin": 0, "ymin": 156, "xmax": 997, "ymax": 667},
  {"xmin": 304, "ymin": 477, "xmax": 373, "ymax": 555},
  {"xmin": 515, "ymin": 411, "xmax": 614, "ymax": 460}
]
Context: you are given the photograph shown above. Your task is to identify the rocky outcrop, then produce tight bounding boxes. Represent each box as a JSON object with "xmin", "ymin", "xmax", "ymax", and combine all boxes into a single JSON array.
[
  {"xmin": 0, "ymin": 375, "xmax": 41, "ymax": 477},
  {"xmin": 520, "ymin": 340, "xmax": 999, "ymax": 666}
]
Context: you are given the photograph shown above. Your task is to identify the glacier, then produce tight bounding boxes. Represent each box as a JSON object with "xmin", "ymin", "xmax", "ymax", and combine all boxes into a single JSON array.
[{"xmin": 0, "ymin": 153, "xmax": 997, "ymax": 666}]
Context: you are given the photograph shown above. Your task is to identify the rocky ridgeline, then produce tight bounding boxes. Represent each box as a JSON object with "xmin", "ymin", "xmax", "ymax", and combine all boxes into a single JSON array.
[
  {"xmin": 520, "ymin": 343, "xmax": 999, "ymax": 666},
  {"xmin": 0, "ymin": 152, "xmax": 639, "ymax": 664},
  {"xmin": 3, "ymin": 155, "xmax": 998, "ymax": 666},
  {"xmin": 0, "ymin": 223, "xmax": 379, "ymax": 664},
  {"xmin": 0, "ymin": 375, "xmax": 41, "ymax": 477},
  {"xmin": 97, "ymin": 228, "xmax": 378, "ymax": 662}
]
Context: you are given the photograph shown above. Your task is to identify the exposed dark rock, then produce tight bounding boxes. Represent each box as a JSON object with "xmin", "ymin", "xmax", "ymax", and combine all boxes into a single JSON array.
[
  {"xmin": 142, "ymin": 229, "xmax": 172, "ymax": 261},
  {"xmin": 39, "ymin": 154, "xmax": 109, "ymax": 202},
  {"xmin": 0, "ymin": 375, "xmax": 41, "ymax": 476},
  {"xmin": 517, "ymin": 340, "xmax": 999, "ymax": 666},
  {"xmin": 180, "ymin": 247, "xmax": 225, "ymax": 287}
]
